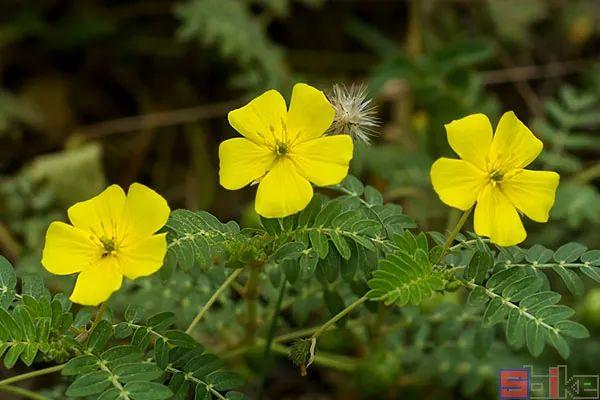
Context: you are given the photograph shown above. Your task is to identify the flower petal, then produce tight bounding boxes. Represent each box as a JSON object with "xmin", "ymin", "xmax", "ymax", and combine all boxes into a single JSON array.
[
  {"xmin": 69, "ymin": 258, "xmax": 122, "ymax": 306},
  {"xmin": 228, "ymin": 89, "xmax": 287, "ymax": 146},
  {"xmin": 67, "ymin": 185, "xmax": 126, "ymax": 238},
  {"xmin": 118, "ymin": 233, "xmax": 167, "ymax": 280},
  {"xmin": 474, "ymin": 184, "xmax": 526, "ymax": 246},
  {"xmin": 219, "ymin": 138, "xmax": 275, "ymax": 190},
  {"xmin": 430, "ymin": 158, "xmax": 488, "ymax": 210},
  {"xmin": 489, "ymin": 111, "xmax": 543, "ymax": 171},
  {"xmin": 255, "ymin": 157, "xmax": 313, "ymax": 218},
  {"xmin": 501, "ymin": 169, "xmax": 560, "ymax": 223},
  {"xmin": 291, "ymin": 135, "xmax": 354, "ymax": 186},
  {"xmin": 120, "ymin": 183, "xmax": 170, "ymax": 243},
  {"xmin": 444, "ymin": 113, "xmax": 493, "ymax": 169},
  {"xmin": 42, "ymin": 222, "xmax": 99, "ymax": 275},
  {"xmin": 287, "ymin": 83, "xmax": 335, "ymax": 143}
]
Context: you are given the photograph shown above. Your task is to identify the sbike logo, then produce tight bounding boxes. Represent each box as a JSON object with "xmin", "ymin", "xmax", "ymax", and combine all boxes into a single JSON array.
[{"xmin": 499, "ymin": 365, "xmax": 599, "ymax": 400}]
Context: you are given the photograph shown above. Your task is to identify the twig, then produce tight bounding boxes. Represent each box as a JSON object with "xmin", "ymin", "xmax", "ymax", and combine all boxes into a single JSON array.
[
  {"xmin": 186, "ymin": 268, "xmax": 243, "ymax": 334},
  {"xmin": 0, "ymin": 364, "xmax": 65, "ymax": 386}
]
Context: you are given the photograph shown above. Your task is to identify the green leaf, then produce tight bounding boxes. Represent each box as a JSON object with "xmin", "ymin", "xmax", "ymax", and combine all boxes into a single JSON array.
[
  {"xmin": 112, "ymin": 362, "xmax": 163, "ymax": 383},
  {"xmin": 101, "ymin": 345, "xmax": 143, "ymax": 365},
  {"xmin": 482, "ymin": 297, "xmax": 506, "ymax": 327},
  {"xmin": 21, "ymin": 274, "xmax": 48, "ymax": 299},
  {"xmin": 555, "ymin": 320, "xmax": 590, "ymax": 338},
  {"xmin": 551, "ymin": 265, "xmax": 584, "ymax": 296},
  {"xmin": 364, "ymin": 186, "xmax": 383, "ymax": 206},
  {"xmin": 525, "ymin": 320, "xmax": 545, "ymax": 357},
  {"xmin": 148, "ymin": 312, "xmax": 175, "ymax": 332},
  {"xmin": 63, "ymin": 355, "xmax": 99, "ymax": 376},
  {"xmin": 66, "ymin": 370, "xmax": 111, "ymax": 397},
  {"xmin": 309, "ymin": 230, "xmax": 329, "ymax": 259},
  {"xmin": 502, "ymin": 275, "xmax": 543, "ymax": 302},
  {"xmin": 466, "ymin": 286, "xmax": 489, "ymax": 309},
  {"xmin": 330, "ymin": 231, "xmax": 351, "ymax": 260},
  {"xmin": 519, "ymin": 291, "xmax": 561, "ymax": 312},
  {"xmin": 125, "ymin": 381, "xmax": 173, "ymax": 400},
  {"xmin": 580, "ymin": 265, "xmax": 600, "ymax": 283},
  {"xmin": 206, "ymin": 371, "xmax": 244, "ymax": 391},
  {"xmin": 315, "ymin": 201, "xmax": 342, "ymax": 227},
  {"xmin": 547, "ymin": 331, "xmax": 570, "ymax": 359},
  {"xmin": 505, "ymin": 308, "xmax": 525, "ymax": 348},
  {"xmin": 581, "ymin": 250, "xmax": 600, "ymax": 266},
  {"xmin": 282, "ymin": 259, "xmax": 300, "ymax": 284},
  {"xmin": 553, "ymin": 242, "xmax": 587, "ymax": 263},
  {"xmin": 526, "ymin": 244, "xmax": 553, "ymax": 264},
  {"xmin": 486, "ymin": 267, "xmax": 527, "ymax": 292},
  {"xmin": 88, "ymin": 320, "xmax": 113, "ymax": 353},
  {"xmin": 125, "ymin": 305, "xmax": 144, "ymax": 323},
  {"xmin": 340, "ymin": 175, "xmax": 364, "ymax": 196},
  {"xmin": 0, "ymin": 256, "xmax": 16, "ymax": 293},
  {"xmin": 465, "ymin": 250, "xmax": 492, "ymax": 283}
]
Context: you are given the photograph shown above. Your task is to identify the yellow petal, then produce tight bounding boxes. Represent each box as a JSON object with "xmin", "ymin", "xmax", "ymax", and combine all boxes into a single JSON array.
[
  {"xmin": 444, "ymin": 113, "xmax": 493, "ymax": 169},
  {"xmin": 501, "ymin": 169, "xmax": 560, "ymax": 222},
  {"xmin": 42, "ymin": 222, "xmax": 99, "ymax": 275},
  {"xmin": 69, "ymin": 258, "xmax": 122, "ymax": 306},
  {"xmin": 291, "ymin": 135, "xmax": 354, "ymax": 186},
  {"xmin": 219, "ymin": 138, "xmax": 275, "ymax": 190},
  {"xmin": 489, "ymin": 111, "xmax": 543, "ymax": 171},
  {"xmin": 228, "ymin": 89, "xmax": 287, "ymax": 146},
  {"xmin": 119, "ymin": 233, "xmax": 167, "ymax": 280},
  {"xmin": 255, "ymin": 157, "xmax": 313, "ymax": 218},
  {"xmin": 474, "ymin": 184, "xmax": 526, "ymax": 246},
  {"xmin": 430, "ymin": 158, "xmax": 488, "ymax": 210},
  {"xmin": 120, "ymin": 183, "xmax": 170, "ymax": 243},
  {"xmin": 287, "ymin": 83, "xmax": 335, "ymax": 143},
  {"xmin": 67, "ymin": 185, "xmax": 126, "ymax": 239}
]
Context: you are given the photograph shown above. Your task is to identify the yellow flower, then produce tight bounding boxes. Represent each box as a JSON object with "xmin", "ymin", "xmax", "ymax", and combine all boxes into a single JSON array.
[
  {"xmin": 41, "ymin": 183, "xmax": 170, "ymax": 306},
  {"xmin": 430, "ymin": 112, "xmax": 559, "ymax": 246},
  {"xmin": 219, "ymin": 83, "xmax": 354, "ymax": 218}
]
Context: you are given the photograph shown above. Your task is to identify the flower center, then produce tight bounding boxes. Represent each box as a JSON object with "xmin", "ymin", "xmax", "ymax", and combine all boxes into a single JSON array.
[
  {"xmin": 100, "ymin": 237, "xmax": 117, "ymax": 257},
  {"xmin": 275, "ymin": 142, "xmax": 288, "ymax": 157},
  {"xmin": 489, "ymin": 170, "xmax": 503, "ymax": 183}
]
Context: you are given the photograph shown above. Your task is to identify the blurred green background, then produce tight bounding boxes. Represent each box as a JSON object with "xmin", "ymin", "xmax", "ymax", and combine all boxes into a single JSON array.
[{"xmin": 1, "ymin": 0, "xmax": 599, "ymax": 398}]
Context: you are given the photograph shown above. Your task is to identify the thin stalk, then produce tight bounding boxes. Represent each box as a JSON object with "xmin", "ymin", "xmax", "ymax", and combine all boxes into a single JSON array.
[
  {"xmin": 256, "ymin": 280, "xmax": 287, "ymax": 400},
  {"xmin": 0, "ymin": 385, "xmax": 49, "ymax": 400},
  {"xmin": 0, "ymin": 364, "xmax": 65, "ymax": 386},
  {"xmin": 311, "ymin": 295, "xmax": 367, "ymax": 340},
  {"xmin": 90, "ymin": 302, "xmax": 108, "ymax": 331},
  {"xmin": 186, "ymin": 268, "xmax": 242, "ymax": 334},
  {"xmin": 305, "ymin": 294, "xmax": 367, "ymax": 373},
  {"xmin": 435, "ymin": 207, "xmax": 472, "ymax": 264},
  {"xmin": 244, "ymin": 265, "xmax": 261, "ymax": 342}
]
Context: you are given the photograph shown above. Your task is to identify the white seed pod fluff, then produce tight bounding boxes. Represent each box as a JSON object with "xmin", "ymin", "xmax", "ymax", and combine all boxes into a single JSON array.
[{"xmin": 326, "ymin": 83, "xmax": 380, "ymax": 144}]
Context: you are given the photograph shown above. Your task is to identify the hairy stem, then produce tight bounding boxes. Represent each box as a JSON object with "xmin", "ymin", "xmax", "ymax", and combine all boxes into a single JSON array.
[
  {"xmin": 0, "ymin": 364, "xmax": 65, "ymax": 386},
  {"xmin": 311, "ymin": 295, "xmax": 367, "ymax": 340},
  {"xmin": 436, "ymin": 207, "xmax": 472, "ymax": 264},
  {"xmin": 186, "ymin": 268, "xmax": 243, "ymax": 334}
]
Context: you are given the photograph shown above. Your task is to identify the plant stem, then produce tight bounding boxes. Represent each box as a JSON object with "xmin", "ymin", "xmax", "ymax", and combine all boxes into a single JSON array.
[
  {"xmin": 186, "ymin": 268, "xmax": 242, "ymax": 334},
  {"xmin": 0, "ymin": 384, "xmax": 50, "ymax": 400},
  {"xmin": 435, "ymin": 207, "xmax": 472, "ymax": 264},
  {"xmin": 0, "ymin": 364, "xmax": 65, "ymax": 386},
  {"xmin": 91, "ymin": 302, "xmax": 108, "ymax": 331},
  {"xmin": 256, "ymin": 280, "xmax": 287, "ymax": 400},
  {"xmin": 244, "ymin": 265, "xmax": 261, "ymax": 343},
  {"xmin": 311, "ymin": 295, "xmax": 368, "ymax": 341}
]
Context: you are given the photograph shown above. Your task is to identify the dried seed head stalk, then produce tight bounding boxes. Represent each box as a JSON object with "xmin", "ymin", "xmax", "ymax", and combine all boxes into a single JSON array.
[{"xmin": 327, "ymin": 83, "xmax": 380, "ymax": 144}]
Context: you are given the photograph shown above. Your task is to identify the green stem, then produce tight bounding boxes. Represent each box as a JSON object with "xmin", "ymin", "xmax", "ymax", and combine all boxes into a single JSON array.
[
  {"xmin": 436, "ymin": 207, "xmax": 472, "ymax": 264},
  {"xmin": 0, "ymin": 384, "xmax": 49, "ymax": 400},
  {"xmin": 91, "ymin": 302, "xmax": 108, "ymax": 331},
  {"xmin": 311, "ymin": 295, "xmax": 368, "ymax": 340},
  {"xmin": 257, "ymin": 280, "xmax": 287, "ymax": 400},
  {"xmin": 0, "ymin": 364, "xmax": 65, "ymax": 386},
  {"xmin": 186, "ymin": 268, "xmax": 242, "ymax": 334},
  {"xmin": 271, "ymin": 343, "xmax": 357, "ymax": 372},
  {"xmin": 244, "ymin": 265, "xmax": 261, "ymax": 342}
]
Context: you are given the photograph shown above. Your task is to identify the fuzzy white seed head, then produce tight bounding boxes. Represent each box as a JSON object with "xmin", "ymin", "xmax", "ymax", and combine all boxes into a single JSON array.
[{"xmin": 326, "ymin": 83, "xmax": 380, "ymax": 144}]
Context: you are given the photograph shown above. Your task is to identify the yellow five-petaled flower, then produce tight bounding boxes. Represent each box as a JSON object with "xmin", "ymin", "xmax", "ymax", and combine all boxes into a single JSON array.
[
  {"xmin": 219, "ymin": 83, "xmax": 354, "ymax": 218},
  {"xmin": 430, "ymin": 112, "xmax": 559, "ymax": 246},
  {"xmin": 42, "ymin": 183, "xmax": 170, "ymax": 306}
]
